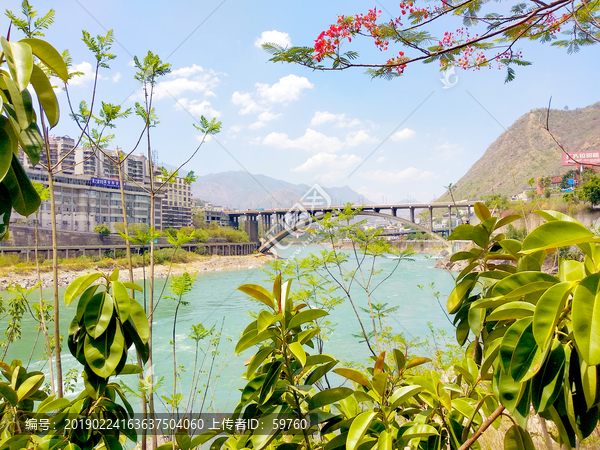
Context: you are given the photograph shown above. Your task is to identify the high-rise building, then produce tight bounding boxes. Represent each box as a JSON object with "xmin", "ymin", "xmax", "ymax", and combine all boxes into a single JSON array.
[{"xmin": 13, "ymin": 136, "xmax": 193, "ymax": 231}]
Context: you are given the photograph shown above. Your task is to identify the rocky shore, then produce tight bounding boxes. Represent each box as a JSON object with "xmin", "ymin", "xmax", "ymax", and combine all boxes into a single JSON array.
[{"xmin": 0, "ymin": 254, "xmax": 274, "ymax": 291}]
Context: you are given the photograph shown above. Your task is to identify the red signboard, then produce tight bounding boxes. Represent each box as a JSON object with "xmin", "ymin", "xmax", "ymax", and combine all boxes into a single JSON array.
[{"xmin": 562, "ymin": 152, "xmax": 600, "ymax": 166}]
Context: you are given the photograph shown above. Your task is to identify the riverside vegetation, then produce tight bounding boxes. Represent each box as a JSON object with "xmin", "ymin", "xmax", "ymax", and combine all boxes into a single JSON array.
[{"xmin": 2, "ymin": 2, "xmax": 600, "ymax": 450}]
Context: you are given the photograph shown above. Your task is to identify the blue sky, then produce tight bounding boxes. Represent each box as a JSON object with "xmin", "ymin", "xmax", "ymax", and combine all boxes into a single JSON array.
[{"xmin": 2, "ymin": 0, "xmax": 597, "ymax": 203}]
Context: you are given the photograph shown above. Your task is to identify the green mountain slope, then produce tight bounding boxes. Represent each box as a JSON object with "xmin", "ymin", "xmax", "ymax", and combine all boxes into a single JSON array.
[{"xmin": 439, "ymin": 102, "xmax": 600, "ymax": 201}]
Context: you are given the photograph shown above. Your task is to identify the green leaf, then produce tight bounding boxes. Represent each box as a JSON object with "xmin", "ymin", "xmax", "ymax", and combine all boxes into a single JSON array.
[
  {"xmin": 346, "ymin": 410, "xmax": 377, "ymax": 450},
  {"xmin": 468, "ymin": 306, "xmax": 485, "ymax": 336},
  {"xmin": 499, "ymin": 317, "xmax": 532, "ymax": 372},
  {"xmin": 393, "ymin": 348, "xmax": 405, "ymax": 372},
  {"xmin": 376, "ymin": 430, "xmax": 391, "ymax": 450},
  {"xmin": 510, "ymin": 321, "xmax": 543, "ymax": 382},
  {"xmin": 573, "ymin": 273, "xmax": 600, "ymax": 365},
  {"xmin": 0, "ymin": 184, "xmax": 11, "ymax": 241},
  {"xmin": 494, "ymin": 365, "xmax": 525, "ymax": 413},
  {"xmin": 305, "ymin": 360, "xmax": 337, "ymax": 385},
  {"xmin": 559, "ymin": 259, "xmax": 585, "ymax": 282},
  {"xmin": 402, "ymin": 424, "xmax": 438, "ymax": 439},
  {"xmin": 522, "ymin": 221, "xmax": 597, "ymax": 254},
  {"xmin": 473, "ymin": 202, "xmax": 491, "ymax": 221},
  {"xmin": 64, "ymin": 273, "xmax": 103, "ymax": 306},
  {"xmin": 308, "ymin": 387, "xmax": 353, "ymax": 410},
  {"xmin": 533, "ymin": 282, "xmax": 571, "ymax": 350},
  {"xmin": 0, "ymin": 127, "xmax": 12, "ymax": 183},
  {"xmin": 287, "ymin": 308, "xmax": 328, "ymax": 329},
  {"xmin": 235, "ymin": 329, "xmax": 276, "ymax": 354},
  {"xmin": 0, "ymin": 382, "xmax": 18, "ymax": 406},
  {"xmin": 257, "ymin": 310, "xmax": 275, "ymax": 333},
  {"xmin": 259, "ymin": 361, "xmax": 282, "ymax": 404},
  {"xmin": 84, "ymin": 292, "xmax": 114, "ymax": 339},
  {"xmin": 83, "ymin": 323, "xmax": 125, "ymax": 378},
  {"xmin": 504, "ymin": 425, "xmax": 535, "ymax": 450},
  {"xmin": 487, "ymin": 301, "xmax": 535, "ymax": 322},
  {"xmin": 122, "ymin": 282, "xmax": 143, "ymax": 292},
  {"xmin": 447, "ymin": 274, "xmax": 477, "ymax": 314},
  {"xmin": 16, "ymin": 374, "xmax": 44, "ymax": 401},
  {"xmin": 247, "ymin": 347, "xmax": 274, "ymax": 377},
  {"xmin": 288, "ymin": 342, "xmax": 306, "ymax": 366},
  {"xmin": 238, "ymin": 284, "xmax": 275, "ymax": 309},
  {"xmin": 111, "ymin": 281, "xmax": 131, "ymax": 322},
  {"xmin": 390, "ymin": 385, "xmax": 423, "ymax": 409},
  {"xmin": 29, "ymin": 64, "xmax": 59, "ymax": 128},
  {"xmin": 119, "ymin": 364, "xmax": 143, "ymax": 375},
  {"xmin": 1, "ymin": 38, "xmax": 33, "ymax": 91},
  {"xmin": 405, "ymin": 357, "xmax": 432, "ymax": 370},
  {"xmin": 20, "ymin": 38, "xmax": 69, "ymax": 83},
  {"xmin": 532, "ymin": 342, "xmax": 565, "ymax": 412},
  {"xmin": 534, "ymin": 209, "xmax": 578, "ymax": 223},
  {"xmin": 3, "ymin": 155, "xmax": 41, "ymax": 216},
  {"xmin": 128, "ymin": 299, "xmax": 149, "ymax": 343},
  {"xmin": 494, "ymin": 214, "xmax": 521, "ymax": 231},
  {"xmin": 448, "ymin": 224, "xmax": 473, "ymax": 241},
  {"xmin": 36, "ymin": 397, "xmax": 70, "ymax": 414},
  {"xmin": 499, "ymin": 239, "xmax": 522, "ymax": 259},
  {"xmin": 334, "ymin": 368, "xmax": 373, "ymax": 389},
  {"xmin": 492, "ymin": 271, "xmax": 558, "ymax": 299}
]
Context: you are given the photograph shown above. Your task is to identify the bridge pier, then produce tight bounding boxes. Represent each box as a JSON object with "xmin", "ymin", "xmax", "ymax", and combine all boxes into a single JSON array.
[
  {"xmin": 448, "ymin": 206, "xmax": 453, "ymax": 234},
  {"xmin": 409, "ymin": 207, "xmax": 415, "ymax": 224},
  {"xmin": 429, "ymin": 206, "xmax": 433, "ymax": 231}
]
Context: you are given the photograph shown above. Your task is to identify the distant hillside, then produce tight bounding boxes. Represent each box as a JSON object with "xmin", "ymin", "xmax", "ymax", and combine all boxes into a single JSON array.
[
  {"xmin": 438, "ymin": 102, "xmax": 600, "ymax": 201},
  {"xmin": 192, "ymin": 171, "xmax": 370, "ymax": 209}
]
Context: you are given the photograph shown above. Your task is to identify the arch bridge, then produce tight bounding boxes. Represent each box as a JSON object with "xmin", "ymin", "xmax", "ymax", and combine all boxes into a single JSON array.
[{"xmin": 226, "ymin": 202, "xmax": 477, "ymax": 254}]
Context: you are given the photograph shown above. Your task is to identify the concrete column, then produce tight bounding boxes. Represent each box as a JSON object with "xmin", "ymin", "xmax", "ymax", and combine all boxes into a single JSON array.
[
  {"xmin": 410, "ymin": 207, "xmax": 415, "ymax": 224},
  {"xmin": 429, "ymin": 206, "xmax": 433, "ymax": 232},
  {"xmin": 448, "ymin": 206, "xmax": 453, "ymax": 234}
]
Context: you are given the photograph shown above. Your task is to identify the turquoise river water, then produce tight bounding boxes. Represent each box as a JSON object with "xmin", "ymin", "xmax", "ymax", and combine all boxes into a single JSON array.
[{"xmin": 3, "ymin": 245, "xmax": 456, "ymax": 414}]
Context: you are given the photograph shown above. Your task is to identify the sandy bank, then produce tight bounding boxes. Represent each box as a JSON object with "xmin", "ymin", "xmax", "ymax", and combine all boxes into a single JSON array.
[{"xmin": 0, "ymin": 254, "xmax": 274, "ymax": 291}]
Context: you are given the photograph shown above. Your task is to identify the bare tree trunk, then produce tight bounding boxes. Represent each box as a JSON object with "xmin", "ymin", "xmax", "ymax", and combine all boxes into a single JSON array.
[
  {"xmin": 117, "ymin": 164, "xmax": 135, "ymax": 297},
  {"xmin": 35, "ymin": 212, "xmax": 55, "ymax": 396},
  {"xmin": 147, "ymin": 132, "xmax": 157, "ymax": 450},
  {"xmin": 45, "ymin": 144, "xmax": 63, "ymax": 398}
]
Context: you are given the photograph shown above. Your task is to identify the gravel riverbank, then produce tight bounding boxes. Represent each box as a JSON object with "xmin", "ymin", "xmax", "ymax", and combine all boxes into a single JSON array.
[{"xmin": 0, "ymin": 253, "xmax": 274, "ymax": 291}]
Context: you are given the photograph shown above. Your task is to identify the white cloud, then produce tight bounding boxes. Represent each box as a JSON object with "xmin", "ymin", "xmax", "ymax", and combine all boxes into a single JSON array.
[
  {"xmin": 154, "ymin": 67, "xmax": 220, "ymax": 99},
  {"xmin": 175, "ymin": 98, "xmax": 221, "ymax": 118},
  {"xmin": 310, "ymin": 111, "xmax": 361, "ymax": 128},
  {"xmin": 263, "ymin": 129, "xmax": 344, "ymax": 153},
  {"xmin": 292, "ymin": 153, "xmax": 361, "ymax": 173},
  {"xmin": 255, "ymin": 74, "xmax": 313, "ymax": 103},
  {"xmin": 249, "ymin": 111, "xmax": 283, "ymax": 129},
  {"xmin": 254, "ymin": 30, "xmax": 291, "ymax": 48},
  {"xmin": 362, "ymin": 167, "xmax": 435, "ymax": 184},
  {"xmin": 376, "ymin": 156, "xmax": 387, "ymax": 163},
  {"xmin": 346, "ymin": 130, "xmax": 377, "ymax": 147},
  {"xmin": 436, "ymin": 142, "xmax": 463, "ymax": 160},
  {"xmin": 67, "ymin": 61, "xmax": 97, "ymax": 87},
  {"xmin": 112, "ymin": 72, "xmax": 121, "ymax": 83},
  {"xmin": 263, "ymin": 128, "xmax": 376, "ymax": 153},
  {"xmin": 391, "ymin": 128, "xmax": 416, "ymax": 142}
]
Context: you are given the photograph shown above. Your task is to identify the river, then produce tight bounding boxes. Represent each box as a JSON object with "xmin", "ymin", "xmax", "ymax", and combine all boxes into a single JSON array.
[{"xmin": 3, "ymin": 245, "xmax": 456, "ymax": 414}]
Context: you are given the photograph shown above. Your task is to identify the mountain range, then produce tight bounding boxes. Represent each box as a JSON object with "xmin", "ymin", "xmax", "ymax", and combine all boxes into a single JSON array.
[
  {"xmin": 438, "ymin": 102, "xmax": 600, "ymax": 201},
  {"xmin": 192, "ymin": 171, "xmax": 370, "ymax": 210}
]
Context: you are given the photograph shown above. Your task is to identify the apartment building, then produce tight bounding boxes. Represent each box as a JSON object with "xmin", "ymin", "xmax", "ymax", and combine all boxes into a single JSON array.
[{"xmin": 13, "ymin": 135, "xmax": 192, "ymax": 231}]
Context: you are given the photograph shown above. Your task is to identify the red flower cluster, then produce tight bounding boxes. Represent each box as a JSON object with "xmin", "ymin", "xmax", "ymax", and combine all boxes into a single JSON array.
[
  {"xmin": 386, "ymin": 51, "xmax": 408, "ymax": 74},
  {"xmin": 313, "ymin": 9, "xmax": 381, "ymax": 61}
]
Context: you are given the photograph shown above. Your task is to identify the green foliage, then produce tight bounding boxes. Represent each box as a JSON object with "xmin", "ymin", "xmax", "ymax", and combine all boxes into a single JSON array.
[
  {"xmin": 0, "ymin": 22, "xmax": 68, "ymax": 240},
  {"xmin": 481, "ymin": 193, "xmax": 509, "ymax": 211},
  {"xmin": 505, "ymin": 224, "xmax": 528, "ymax": 241},
  {"xmin": 93, "ymin": 224, "xmax": 111, "ymax": 236},
  {"xmin": 446, "ymin": 201, "xmax": 600, "ymax": 448},
  {"xmin": 578, "ymin": 175, "xmax": 600, "ymax": 206}
]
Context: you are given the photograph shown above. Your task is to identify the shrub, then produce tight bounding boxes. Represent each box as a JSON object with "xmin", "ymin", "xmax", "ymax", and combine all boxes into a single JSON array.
[{"xmin": 93, "ymin": 224, "xmax": 111, "ymax": 236}]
